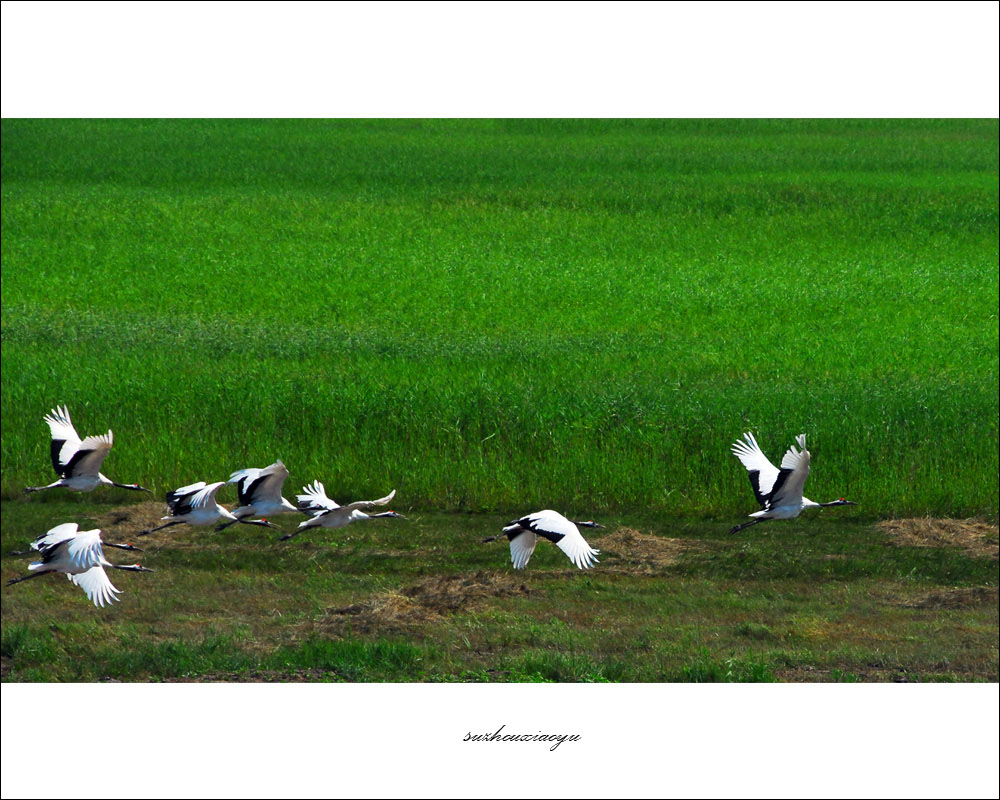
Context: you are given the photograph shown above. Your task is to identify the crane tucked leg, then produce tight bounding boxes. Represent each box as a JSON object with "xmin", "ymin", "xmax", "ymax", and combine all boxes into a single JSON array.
[
  {"xmin": 729, "ymin": 518, "xmax": 767, "ymax": 535},
  {"xmin": 238, "ymin": 518, "xmax": 277, "ymax": 530},
  {"xmin": 24, "ymin": 481, "xmax": 64, "ymax": 493},
  {"xmin": 6, "ymin": 572, "xmax": 50, "ymax": 587},
  {"xmin": 138, "ymin": 520, "xmax": 186, "ymax": 537}
]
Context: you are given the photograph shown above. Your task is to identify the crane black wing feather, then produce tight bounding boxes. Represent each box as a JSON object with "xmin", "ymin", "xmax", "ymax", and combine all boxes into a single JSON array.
[
  {"xmin": 746, "ymin": 471, "xmax": 767, "ymax": 507},
  {"xmin": 50, "ymin": 439, "xmax": 70, "ymax": 475},
  {"xmin": 165, "ymin": 483, "xmax": 206, "ymax": 516},
  {"xmin": 513, "ymin": 512, "xmax": 569, "ymax": 544},
  {"xmin": 763, "ymin": 468, "xmax": 794, "ymax": 510},
  {"xmin": 59, "ymin": 446, "xmax": 96, "ymax": 479},
  {"xmin": 238, "ymin": 474, "xmax": 270, "ymax": 507}
]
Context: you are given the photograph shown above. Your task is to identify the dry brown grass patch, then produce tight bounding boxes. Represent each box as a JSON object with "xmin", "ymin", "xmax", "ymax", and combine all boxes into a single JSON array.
[
  {"xmin": 593, "ymin": 527, "xmax": 710, "ymax": 573},
  {"xmin": 322, "ymin": 571, "xmax": 531, "ymax": 633},
  {"xmin": 95, "ymin": 501, "xmax": 170, "ymax": 539},
  {"xmin": 878, "ymin": 518, "xmax": 998, "ymax": 560},
  {"xmin": 897, "ymin": 587, "xmax": 999, "ymax": 610}
]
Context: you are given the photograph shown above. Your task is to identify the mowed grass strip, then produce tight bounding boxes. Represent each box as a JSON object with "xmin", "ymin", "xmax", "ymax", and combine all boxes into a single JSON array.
[
  {"xmin": 2, "ymin": 119, "xmax": 997, "ymax": 514},
  {"xmin": 2, "ymin": 501, "xmax": 996, "ymax": 682}
]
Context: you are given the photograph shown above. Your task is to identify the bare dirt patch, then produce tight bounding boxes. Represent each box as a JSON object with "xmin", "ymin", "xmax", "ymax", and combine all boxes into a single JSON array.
[
  {"xmin": 322, "ymin": 571, "xmax": 531, "ymax": 633},
  {"xmin": 897, "ymin": 587, "xmax": 999, "ymax": 610},
  {"xmin": 878, "ymin": 518, "xmax": 999, "ymax": 560},
  {"xmin": 593, "ymin": 527, "xmax": 711, "ymax": 573},
  {"xmin": 95, "ymin": 501, "xmax": 170, "ymax": 539}
]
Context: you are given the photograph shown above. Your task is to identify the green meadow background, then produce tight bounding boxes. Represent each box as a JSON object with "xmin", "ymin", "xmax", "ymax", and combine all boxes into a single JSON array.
[
  {"xmin": 2, "ymin": 119, "xmax": 998, "ymax": 514},
  {"xmin": 2, "ymin": 119, "xmax": 998, "ymax": 683}
]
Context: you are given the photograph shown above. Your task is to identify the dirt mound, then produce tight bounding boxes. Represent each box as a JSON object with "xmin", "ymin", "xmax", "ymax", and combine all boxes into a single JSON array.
[
  {"xmin": 324, "ymin": 571, "xmax": 531, "ymax": 633},
  {"xmin": 879, "ymin": 518, "xmax": 998, "ymax": 560},
  {"xmin": 95, "ymin": 501, "xmax": 169, "ymax": 539},
  {"xmin": 593, "ymin": 527, "xmax": 707, "ymax": 573},
  {"xmin": 898, "ymin": 587, "xmax": 998, "ymax": 610}
]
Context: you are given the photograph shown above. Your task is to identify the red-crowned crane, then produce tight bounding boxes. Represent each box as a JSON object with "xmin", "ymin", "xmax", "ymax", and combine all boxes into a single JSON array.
[
  {"xmin": 483, "ymin": 510, "xmax": 602, "ymax": 570},
  {"xmin": 215, "ymin": 460, "xmax": 300, "ymax": 531},
  {"xmin": 279, "ymin": 481, "xmax": 403, "ymax": 541},
  {"xmin": 5, "ymin": 523, "xmax": 153, "ymax": 607},
  {"xmin": 25, "ymin": 406, "xmax": 151, "ymax": 494},
  {"xmin": 138, "ymin": 481, "xmax": 277, "ymax": 536},
  {"xmin": 7, "ymin": 524, "xmax": 142, "ymax": 557},
  {"xmin": 730, "ymin": 432, "xmax": 856, "ymax": 534}
]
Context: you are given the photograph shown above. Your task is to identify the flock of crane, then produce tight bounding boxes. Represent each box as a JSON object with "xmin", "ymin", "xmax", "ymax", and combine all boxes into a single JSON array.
[{"xmin": 6, "ymin": 405, "xmax": 856, "ymax": 607}]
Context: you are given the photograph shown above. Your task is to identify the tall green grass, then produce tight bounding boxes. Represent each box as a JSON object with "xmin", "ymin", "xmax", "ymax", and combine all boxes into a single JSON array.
[{"xmin": 2, "ymin": 119, "xmax": 997, "ymax": 513}]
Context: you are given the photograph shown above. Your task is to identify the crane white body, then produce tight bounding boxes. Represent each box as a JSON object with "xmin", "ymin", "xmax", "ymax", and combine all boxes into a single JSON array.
[
  {"xmin": 25, "ymin": 406, "xmax": 151, "ymax": 494},
  {"xmin": 488, "ymin": 510, "xmax": 602, "ymax": 570},
  {"xmin": 280, "ymin": 481, "xmax": 401, "ymax": 540},
  {"xmin": 216, "ymin": 460, "xmax": 299, "ymax": 531},
  {"xmin": 6, "ymin": 523, "xmax": 152, "ymax": 607},
  {"xmin": 730, "ymin": 432, "xmax": 855, "ymax": 534}
]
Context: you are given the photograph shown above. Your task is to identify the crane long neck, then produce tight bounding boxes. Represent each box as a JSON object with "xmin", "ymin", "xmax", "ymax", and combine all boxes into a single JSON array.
[
  {"xmin": 239, "ymin": 518, "xmax": 275, "ymax": 528},
  {"xmin": 104, "ymin": 542, "xmax": 142, "ymax": 552}
]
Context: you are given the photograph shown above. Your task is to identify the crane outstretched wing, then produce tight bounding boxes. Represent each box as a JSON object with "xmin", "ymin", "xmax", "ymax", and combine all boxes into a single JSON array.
[
  {"xmin": 297, "ymin": 480, "xmax": 339, "ymax": 515},
  {"xmin": 165, "ymin": 482, "xmax": 208, "ymax": 514},
  {"xmin": 190, "ymin": 482, "xmax": 226, "ymax": 510},
  {"xmin": 64, "ymin": 529, "xmax": 107, "ymax": 570},
  {"xmin": 230, "ymin": 461, "xmax": 289, "ymax": 506},
  {"xmin": 32, "ymin": 522, "xmax": 81, "ymax": 553},
  {"xmin": 508, "ymin": 530, "xmax": 537, "ymax": 569},
  {"xmin": 731, "ymin": 432, "xmax": 780, "ymax": 508},
  {"xmin": 767, "ymin": 434, "xmax": 811, "ymax": 510},
  {"xmin": 341, "ymin": 489, "xmax": 396, "ymax": 513},
  {"xmin": 61, "ymin": 431, "xmax": 114, "ymax": 478},
  {"xmin": 555, "ymin": 530, "xmax": 600, "ymax": 569},
  {"xmin": 44, "ymin": 406, "xmax": 82, "ymax": 476},
  {"xmin": 71, "ymin": 566, "xmax": 121, "ymax": 607}
]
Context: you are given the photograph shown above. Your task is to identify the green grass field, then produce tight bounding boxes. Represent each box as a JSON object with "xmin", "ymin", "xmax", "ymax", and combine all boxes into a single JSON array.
[{"xmin": 1, "ymin": 119, "xmax": 997, "ymax": 682}]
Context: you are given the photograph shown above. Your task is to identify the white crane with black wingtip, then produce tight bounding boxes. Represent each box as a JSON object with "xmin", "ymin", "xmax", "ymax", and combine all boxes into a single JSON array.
[
  {"xmin": 5, "ymin": 523, "xmax": 153, "ymax": 607},
  {"xmin": 7, "ymin": 524, "xmax": 143, "ymax": 557},
  {"xmin": 138, "ymin": 481, "xmax": 277, "ymax": 536},
  {"xmin": 25, "ymin": 405, "xmax": 152, "ymax": 494},
  {"xmin": 729, "ymin": 432, "xmax": 856, "ymax": 534},
  {"xmin": 483, "ymin": 509, "xmax": 602, "ymax": 570},
  {"xmin": 214, "ymin": 460, "xmax": 300, "ymax": 531},
  {"xmin": 279, "ymin": 481, "xmax": 403, "ymax": 540}
]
